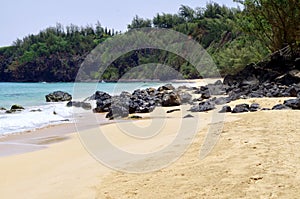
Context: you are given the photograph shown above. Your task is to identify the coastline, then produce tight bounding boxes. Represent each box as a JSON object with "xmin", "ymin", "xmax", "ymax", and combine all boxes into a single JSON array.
[{"xmin": 1, "ymin": 77, "xmax": 300, "ymax": 198}]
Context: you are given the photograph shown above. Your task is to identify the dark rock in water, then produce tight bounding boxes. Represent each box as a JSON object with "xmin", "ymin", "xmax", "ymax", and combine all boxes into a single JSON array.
[
  {"xmin": 7, "ymin": 105, "xmax": 25, "ymax": 113},
  {"xmin": 67, "ymin": 101, "xmax": 92, "ymax": 110},
  {"xmin": 66, "ymin": 101, "xmax": 80, "ymax": 107},
  {"xmin": 232, "ymin": 104, "xmax": 250, "ymax": 113},
  {"xmin": 177, "ymin": 91, "xmax": 192, "ymax": 104},
  {"xmin": 158, "ymin": 84, "xmax": 175, "ymax": 91},
  {"xmin": 283, "ymin": 98, "xmax": 300, "ymax": 109},
  {"xmin": 272, "ymin": 104, "xmax": 290, "ymax": 110},
  {"xmin": 30, "ymin": 109, "xmax": 42, "ymax": 112},
  {"xmin": 130, "ymin": 115, "xmax": 143, "ymax": 119},
  {"xmin": 250, "ymin": 103, "xmax": 260, "ymax": 112},
  {"xmin": 81, "ymin": 102, "xmax": 92, "ymax": 110},
  {"xmin": 11, "ymin": 104, "xmax": 25, "ymax": 110},
  {"xmin": 190, "ymin": 100, "xmax": 215, "ymax": 112},
  {"xmin": 219, "ymin": 105, "xmax": 231, "ymax": 113},
  {"xmin": 46, "ymin": 91, "xmax": 72, "ymax": 102},
  {"xmin": 214, "ymin": 97, "xmax": 231, "ymax": 105},
  {"xmin": 162, "ymin": 92, "xmax": 181, "ymax": 107},
  {"xmin": 0, "ymin": 107, "xmax": 6, "ymax": 111},
  {"xmin": 183, "ymin": 114, "xmax": 194, "ymax": 118},
  {"xmin": 166, "ymin": 109, "xmax": 180, "ymax": 113}
]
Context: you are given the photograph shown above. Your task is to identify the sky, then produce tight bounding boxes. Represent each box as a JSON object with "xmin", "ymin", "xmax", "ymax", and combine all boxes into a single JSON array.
[{"xmin": 0, "ymin": 0, "xmax": 240, "ymax": 47}]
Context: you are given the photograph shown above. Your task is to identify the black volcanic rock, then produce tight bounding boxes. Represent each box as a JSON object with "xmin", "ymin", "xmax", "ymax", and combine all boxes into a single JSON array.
[
  {"xmin": 232, "ymin": 104, "xmax": 250, "ymax": 113},
  {"xmin": 219, "ymin": 105, "xmax": 231, "ymax": 113},
  {"xmin": 190, "ymin": 100, "xmax": 215, "ymax": 112},
  {"xmin": 11, "ymin": 104, "xmax": 25, "ymax": 110},
  {"xmin": 46, "ymin": 91, "xmax": 72, "ymax": 102},
  {"xmin": 250, "ymin": 103, "xmax": 260, "ymax": 112},
  {"xmin": 272, "ymin": 104, "xmax": 290, "ymax": 110},
  {"xmin": 283, "ymin": 98, "xmax": 300, "ymax": 109}
]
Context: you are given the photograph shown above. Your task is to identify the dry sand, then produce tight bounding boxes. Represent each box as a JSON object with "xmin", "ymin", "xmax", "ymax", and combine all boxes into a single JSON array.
[{"xmin": 0, "ymin": 98, "xmax": 300, "ymax": 198}]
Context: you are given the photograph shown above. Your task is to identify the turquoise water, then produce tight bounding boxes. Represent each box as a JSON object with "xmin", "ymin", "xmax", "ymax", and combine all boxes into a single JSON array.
[
  {"xmin": 0, "ymin": 82, "xmax": 169, "ymax": 108},
  {"xmin": 0, "ymin": 81, "xmax": 194, "ymax": 135}
]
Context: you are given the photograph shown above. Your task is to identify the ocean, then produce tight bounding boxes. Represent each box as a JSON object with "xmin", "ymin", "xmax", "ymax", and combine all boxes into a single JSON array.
[{"xmin": 0, "ymin": 81, "xmax": 195, "ymax": 136}]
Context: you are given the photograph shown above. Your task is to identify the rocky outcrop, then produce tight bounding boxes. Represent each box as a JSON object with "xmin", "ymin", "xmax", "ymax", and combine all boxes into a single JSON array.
[
  {"xmin": 223, "ymin": 52, "xmax": 300, "ymax": 100},
  {"xmin": 92, "ymin": 84, "xmax": 192, "ymax": 119},
  {"xmin": 45, "ymin": 91, "xmax": 72, "ymax": 102}
]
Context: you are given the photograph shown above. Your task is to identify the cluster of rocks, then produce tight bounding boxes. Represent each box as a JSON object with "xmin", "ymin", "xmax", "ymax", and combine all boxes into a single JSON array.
[
  {"xmin": 45, "ymin": 91, "xmax": 92, "ymax": 110},
  {"xmin": 92, "ymin": 84, "xmax": 193, "ymax": 119},
  {"xmin": 185, "ymin": 51, "xmax": 300, "ymax": 114},
  {"xmin": 42, "ymin": 50, "xmax": 300, "ymax": 118},
  {"xmin": 223, "ymin": 51, "xmax": 300, "ymax": 100},
  {"xmin": 218, "ymin": 98, "xmax": 300, "ymax": 114}
]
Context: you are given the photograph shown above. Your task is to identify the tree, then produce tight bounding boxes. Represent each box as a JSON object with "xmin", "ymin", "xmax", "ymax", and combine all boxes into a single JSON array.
[
  {"xmin": 127, "ymin": 15, "xmax": 152, "ymax": 29},
  {"xmin": 236, "ymin": 0, "xmax": 300, "ymax": 52},
  {"xmin": 179, "ymin": 5, "xmax": 195, "ymax": 22}
]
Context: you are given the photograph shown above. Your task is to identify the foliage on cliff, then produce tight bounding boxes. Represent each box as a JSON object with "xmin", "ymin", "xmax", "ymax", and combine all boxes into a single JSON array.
[{"xmin": 2, "ymin": 1, "xmax": 298, "ymax": 82}]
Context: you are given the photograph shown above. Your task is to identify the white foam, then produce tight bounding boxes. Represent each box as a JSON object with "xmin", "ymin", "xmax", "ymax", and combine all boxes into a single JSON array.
[{"xmin": 0, "ymin": 102, "xmax": 74, "ymax": 135}]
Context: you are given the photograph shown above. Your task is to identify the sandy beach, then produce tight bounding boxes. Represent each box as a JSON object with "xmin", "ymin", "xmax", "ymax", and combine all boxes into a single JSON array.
[{"xmin": 0, "ymin": 97, "xmax": 299, "ymax": 198}]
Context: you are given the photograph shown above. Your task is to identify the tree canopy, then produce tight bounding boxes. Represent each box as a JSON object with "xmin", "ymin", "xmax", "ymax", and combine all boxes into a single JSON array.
[{"xmin": 1, "ymin": 1, "xmax": 297, "ymax": 82}]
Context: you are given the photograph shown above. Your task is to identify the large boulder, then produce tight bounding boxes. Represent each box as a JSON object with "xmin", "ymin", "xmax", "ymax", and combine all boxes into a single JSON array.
[
  {"xmin": 46, "ymin": 91, "xmax": 72, "ymax": 102},
  {"xmin": 11, "ymin": 104, "xmax": 25, "ymax": 110}
]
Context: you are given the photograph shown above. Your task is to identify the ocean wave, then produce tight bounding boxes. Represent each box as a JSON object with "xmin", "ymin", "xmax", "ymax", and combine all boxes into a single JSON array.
[{"xmin": 0, "ymin": 103, "xmax": 74, "ymax": 136}]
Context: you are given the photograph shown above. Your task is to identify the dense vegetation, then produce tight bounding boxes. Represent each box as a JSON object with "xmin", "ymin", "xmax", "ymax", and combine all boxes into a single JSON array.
[{"xmin": 0, "ymin": 0, "xmax": 299, "ymax": 82}]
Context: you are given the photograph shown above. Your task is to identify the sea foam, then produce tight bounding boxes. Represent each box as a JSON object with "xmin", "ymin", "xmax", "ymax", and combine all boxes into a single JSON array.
[{"xmin": 0, "ymin": 102, "xmax": 74, "ymax": 136}]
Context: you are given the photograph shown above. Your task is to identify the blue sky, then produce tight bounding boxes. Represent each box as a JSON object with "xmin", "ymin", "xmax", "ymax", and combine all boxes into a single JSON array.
[{"xmin": 1, "ymin": 0, "xmax": 240, "ymax": 47}]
